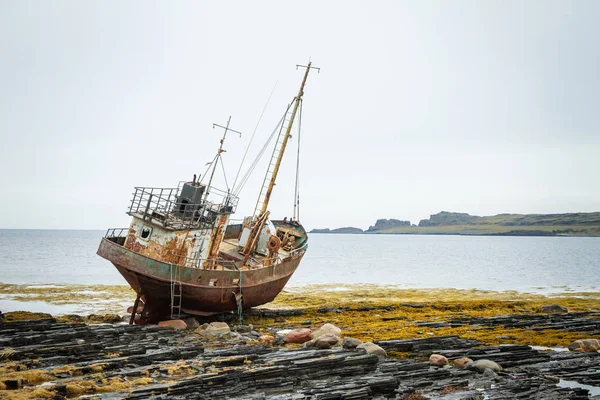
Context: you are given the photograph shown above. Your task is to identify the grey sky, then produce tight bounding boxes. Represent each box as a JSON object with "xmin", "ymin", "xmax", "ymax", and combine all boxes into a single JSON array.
[{"xmin": 1, "ymin": 1, "xmax": 598, "ymax": 230}]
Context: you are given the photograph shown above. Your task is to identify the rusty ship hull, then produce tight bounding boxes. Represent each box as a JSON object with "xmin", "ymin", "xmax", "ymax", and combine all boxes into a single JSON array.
[{"xmin": 97, "ymin": 221, "xmax": 307, "ymax": 320}]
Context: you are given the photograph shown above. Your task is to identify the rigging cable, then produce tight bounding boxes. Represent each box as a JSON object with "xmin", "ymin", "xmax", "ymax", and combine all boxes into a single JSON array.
[
  {"xmin": 219, "ymin": 155, "xmax": 230, "ymax": 191},
  {"xmin": 232, "ymin": 108, "xmax": 288, "ymax": 197},
  {"xmin": 293, "ymin": 99, "xmax": 302, "ymax": 221},
  {"xmin": 199, "ymin": 154, "xmax": 219, "ymax": 185},
  {"xmin": 232, "ymin": 81, "xmax": 278, "ymax": 190}
]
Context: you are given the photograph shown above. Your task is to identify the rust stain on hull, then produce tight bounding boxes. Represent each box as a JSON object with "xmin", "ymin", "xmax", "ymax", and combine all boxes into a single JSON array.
[{"xmin": 97, "ymin": 236, "xmax": 304, "ymax": 321}]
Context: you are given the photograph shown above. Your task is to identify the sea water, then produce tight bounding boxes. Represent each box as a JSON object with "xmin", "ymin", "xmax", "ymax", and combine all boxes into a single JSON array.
[{"xmin": 0, "ymin": 229, "xmax": 599, "ymax": 293}]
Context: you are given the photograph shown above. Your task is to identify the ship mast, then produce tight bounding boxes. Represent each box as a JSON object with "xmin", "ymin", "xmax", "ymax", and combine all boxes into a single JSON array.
[{"xmin": 254, "ymin": 62, "xmax": 319, "ymax": 218}]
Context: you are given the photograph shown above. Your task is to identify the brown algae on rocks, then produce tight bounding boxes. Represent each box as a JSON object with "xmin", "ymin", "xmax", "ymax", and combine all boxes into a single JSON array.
[
  {"xmin": 246, "ymin": 285, "xmax": 600, "ymax": 348},
  {"xmin": 2, "ymin": 284, "xmax": 600, "ymax": 398}
]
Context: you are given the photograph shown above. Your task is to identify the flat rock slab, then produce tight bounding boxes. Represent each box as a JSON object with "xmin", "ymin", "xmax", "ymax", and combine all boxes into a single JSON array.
[{"xmin": 1, "ymin": 319, "xmax": 600, "ymax": 399}]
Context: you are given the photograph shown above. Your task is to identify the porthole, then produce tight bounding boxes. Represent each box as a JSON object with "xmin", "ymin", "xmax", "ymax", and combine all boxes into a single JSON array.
[{"xmin": 140, "ymin": 226, "xmax": 152, "ymax": 240}]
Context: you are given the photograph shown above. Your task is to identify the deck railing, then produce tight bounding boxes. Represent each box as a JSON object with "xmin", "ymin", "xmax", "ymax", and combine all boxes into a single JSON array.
[
  {"xmin": 128, "ymin": 185, "xmax": 239, "ymax": 230},
  {"xmin": 105, "ymin": 228, "xmax": 129, "ymax": 238}
]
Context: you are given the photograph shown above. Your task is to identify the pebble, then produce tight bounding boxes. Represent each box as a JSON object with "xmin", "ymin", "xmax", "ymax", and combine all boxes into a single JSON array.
[
  {"xmin": 259, "ymin": 334, "xmax": 274, "ymax": 344},
  {"xmin": 466, "ymin": 359, "xmax": 502, "ymax": 373},
  {"xmin": 357, "ymin": 342, "xmax": 387, "ymax": 358},
  {"xmin": 285, "ymin": 328, "xmax": 312, "ymax": 344},
  {"xmin": 452, "ymin": 356, "xmax": 473, "ymax": 369},
  {"xmin": 568, "ymin": 338, "xmax": 600, "ymax": 352},
  {"xmin": 311, "ymin": 323, "xmax": 341, "ymax": 340},
  {"xmin": 157, "ymin": 319, "xmax": 187, "ymax": 330},
  {"xmin": 203, "ymin": 321, "xmax": 231, "ymax": 336},
  {"xmin": 305, "ymin": 333, "xmax": 340, "ymax": 349},
  {"xmin": 429, "ymin": 353, "xmax": 448, "ymax": 367},
  {"xmin": 342, "ymin": 337, "xmax": 362, "ymax": 349}
]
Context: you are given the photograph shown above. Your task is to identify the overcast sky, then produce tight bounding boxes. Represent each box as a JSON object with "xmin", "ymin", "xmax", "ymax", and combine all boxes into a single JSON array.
[{"xmin": 1, "ymin": 1, "xmax": 598, "ymax": 230}]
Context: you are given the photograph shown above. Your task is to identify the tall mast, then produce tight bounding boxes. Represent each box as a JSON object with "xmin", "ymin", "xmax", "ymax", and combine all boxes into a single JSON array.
[{"xmin": 257, "ymin": 62, "xmax": 319, "ymax": 216}]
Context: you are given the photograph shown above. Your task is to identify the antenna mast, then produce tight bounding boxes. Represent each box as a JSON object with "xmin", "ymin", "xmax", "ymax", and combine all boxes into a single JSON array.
[{"xmin": 204, "ymin": 116, "xmax": 241, "ymax": 199}]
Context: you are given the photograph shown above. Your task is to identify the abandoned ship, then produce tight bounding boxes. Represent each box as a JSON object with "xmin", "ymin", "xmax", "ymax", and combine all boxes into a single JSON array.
[{"xmin": 97, "ymin": 62, "xmax": 318, "ymax": 322}]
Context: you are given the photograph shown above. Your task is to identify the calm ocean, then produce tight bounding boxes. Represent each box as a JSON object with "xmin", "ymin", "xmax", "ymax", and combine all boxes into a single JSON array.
[{"xmin": 0, "ymin": 229, "xmax": 599, "ymax": 293}]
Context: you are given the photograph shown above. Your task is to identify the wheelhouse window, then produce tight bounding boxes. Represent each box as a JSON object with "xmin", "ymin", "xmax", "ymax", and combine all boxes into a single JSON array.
[{"xmin": 140, "ymin": 226, "xmax": 152, "ymax": 240}]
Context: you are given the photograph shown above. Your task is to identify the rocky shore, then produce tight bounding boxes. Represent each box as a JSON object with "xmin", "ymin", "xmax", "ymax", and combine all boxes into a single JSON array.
[{"xmin": 2, "ymin": 300, "xmax": 600, "ymax": 399}]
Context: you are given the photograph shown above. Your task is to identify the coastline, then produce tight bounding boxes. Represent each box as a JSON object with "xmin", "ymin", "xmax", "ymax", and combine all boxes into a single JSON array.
[
  {"xmin": 311, "ymin": 211, "xmax": 600, "ymax": 237},
  {"xmin": 311, "ymin": 227, "xmax": 600, "ymax": 237},
  {"xmin": 2, "ymin": 285, "xmax": 600, "ymax": 398},
  {"xmin": 2, "ymin": 283, "xmax": 600, "ymax": 317},
  {"xmin": 2, "ymin": 283, "xmax": 600, "ymax": 345}
]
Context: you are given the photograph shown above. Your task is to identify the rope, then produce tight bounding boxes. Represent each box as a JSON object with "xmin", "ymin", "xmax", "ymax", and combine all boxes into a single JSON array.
[
  {"xmin": 293, "ymin": 99, "xmax": 302, "ymax": 221},
  {"xmin": 169, "ymin": 262, "xmax": 174, "ymax": 318},
  {"xmin": 199, "ymin": 154, "xmax": 218, "ymax": 185},
  {"xmin": 237, "ymin": 269, "xmax": 243, "ymax": 324},
  {"xmin": 233, "ymin": 114, "xmax": 283, "ymax": 196},
  {"xmin": 232, "ymin": 81, "xmax": 278, "ymax": 190},
  {"xmin": 232, "ymin": 110, "xmax": 287, "ymax": 197},
  {"xmin": 218, "ymin": 155, "xmax": 230, "ymax": 191}
]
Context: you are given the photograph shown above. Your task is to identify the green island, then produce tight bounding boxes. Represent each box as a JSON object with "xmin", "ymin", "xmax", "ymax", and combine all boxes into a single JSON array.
[{"xmin": 310, "ymin": 211, "xmax": 600, "ymax": 237}]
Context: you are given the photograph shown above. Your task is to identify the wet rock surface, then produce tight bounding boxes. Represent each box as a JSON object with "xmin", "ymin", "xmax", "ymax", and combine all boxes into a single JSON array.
[{"xmin": 1, "ymin": 318, "xmax": 600, "ymax": 399}]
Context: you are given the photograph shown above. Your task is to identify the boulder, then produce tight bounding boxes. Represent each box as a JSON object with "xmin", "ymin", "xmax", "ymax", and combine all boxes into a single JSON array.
[
  {"xmin": 306, "ymin": 334, "xmax": 340, "ymax": 349},
  {"xmin": 541, "ymin": 304, "xmax": 568, "ymax": 313},
  {"xmin": 275, "ymin": 329, "xmax": 293, "ymax": 339},
  {"xmin": 342, "ymin": 337, "xmax": 363, "ymax": 349},
  {"xmin": 466, "ymin": 359, "xmax": 502, "ymax": 373},
  {"xmin": 204, "ymin": 322, "xmax": 231, "ymax": 336},
  {"xmin": 311, "ymin": 323, "xmax": 342, "ymax": 340},
  {"xmin": 429, "ymin": 354, "xmax": 448, "ymax": 367},
  {"xmin": 356, "ymin": 342, "xmax": 387, "ymax": 358},
  {"xmin": 452, "ymin": 357, "xmax": 473, "ymax": 369},
  {"xmin": 568, "ymin": 339, "xmax": 600, "ymax": 352},
  {"xmin": 285, "ymin": 328, "xmax": 312, "ymax": 344},
  {"xmin": 158, "ymin": 319, "xmax": 187, "ymax": 330}
]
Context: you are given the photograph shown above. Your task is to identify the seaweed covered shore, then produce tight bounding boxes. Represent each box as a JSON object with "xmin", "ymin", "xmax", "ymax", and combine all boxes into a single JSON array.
[{"xmin": 1, "ymin": 286, "xmax": 600, "ymax": 399}]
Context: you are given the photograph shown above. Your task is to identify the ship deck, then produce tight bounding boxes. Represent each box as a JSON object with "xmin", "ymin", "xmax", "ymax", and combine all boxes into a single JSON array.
[{"xmin": 218, "ymin": 239, "xmax": 290, "ymax": 271}]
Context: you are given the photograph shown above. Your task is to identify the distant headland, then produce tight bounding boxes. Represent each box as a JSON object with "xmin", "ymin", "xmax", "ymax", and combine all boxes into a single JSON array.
[{"xmin": 309, "ymin": 211, "xmax": 600, "ymax": 237}]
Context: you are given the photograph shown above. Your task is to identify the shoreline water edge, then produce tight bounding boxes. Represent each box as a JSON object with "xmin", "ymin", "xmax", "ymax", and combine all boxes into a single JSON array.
[{"xmin": 2, "ymin": 284, "xmax": 600, "ymax": 399}]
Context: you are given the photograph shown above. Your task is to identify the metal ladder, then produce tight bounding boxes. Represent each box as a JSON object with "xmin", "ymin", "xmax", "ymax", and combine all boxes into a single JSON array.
[
  {"xmin": 253, "ymin": 103, "xmax": 295, "ymax": 217},
  {"xmin": 170, "ymin": 263, "xmax": 182, "ymax": 319}
]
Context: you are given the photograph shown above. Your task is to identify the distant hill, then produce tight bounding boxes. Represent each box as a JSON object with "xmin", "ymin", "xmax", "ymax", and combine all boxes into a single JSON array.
[
  {"xmin": 310, "ymin": 227, "xmax": 364, "ymax": 234},
  {"xmin": 312, "ymin": 212, "xmax": 600, "ymax": 237},
  {"xmin": 418, "ymin": 211, "xmax": 600, "ymax": 227},
  {"xmin": 367, "ymin": 219, "xmax": 412, "ymax": 232},
  {"xmin": 377, "ymin": 211, "xmax": 600, "ymax": 236}
]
